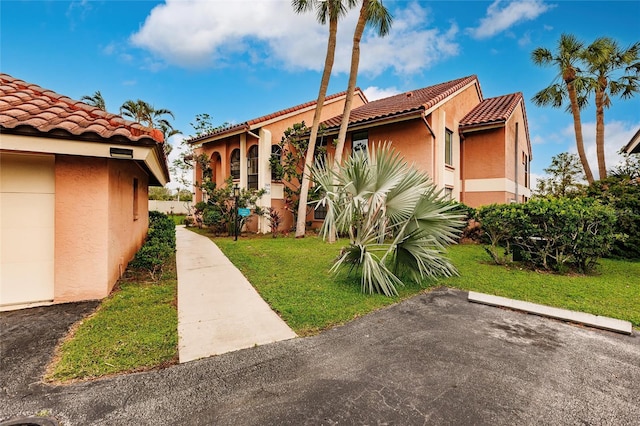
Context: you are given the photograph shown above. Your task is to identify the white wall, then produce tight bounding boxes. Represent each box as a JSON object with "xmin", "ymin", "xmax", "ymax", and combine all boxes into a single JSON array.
[{"xmin": 149, "ymin": 200, "xmax": 192, "ymax": 215}]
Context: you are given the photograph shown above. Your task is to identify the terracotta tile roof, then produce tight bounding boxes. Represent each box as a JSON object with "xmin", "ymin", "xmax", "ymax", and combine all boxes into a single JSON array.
[
  {"xmin": 459, "ymin": 92, "xmax": 523, "ymax": 129},
  {"xmin": 188, "ymin": 89, "xmax": 364, "ymax": 144},
  {"xmin": 321, "ymin": 75, "xmax": 480, "ymax": 129},
  {"xmin": 0, "ymin": 73, "xmax": 163, "ymax": 145}
]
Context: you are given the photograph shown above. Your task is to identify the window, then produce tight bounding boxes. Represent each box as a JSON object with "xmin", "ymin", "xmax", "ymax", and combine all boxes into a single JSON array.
[
  {"xmin": 523, "ymin": 153, "xmax": 530, "ymax": 188},
  {"xmin": 247, "ymin": 145, "xmax": 258, "ymax": 190},
  {"xmin": 352, "ymin": 131, "xmax": 368, "ymax": 155},
  {"xmin": 133, "ymin": 178, "xmax": 139, "ymax": 221},
  {"xmin": 445, "ymin": 129, "xmax": 453, "ymax": 166},
  {"xmin": 314, "ymin": 201, "xmax": 327, "ymax": 220},
  {"xmin": 230, "ymin": 149, "xmax": 240, "ymax": 180},
  {"xmin": 444, "ymin": 186, "xmax": 453, "ymax": 200},
  {"xmin": 271, "ymin": 145, "xmax": 282, "ymax": 181},
  {"xmin": 314, "ymin": 135, "xmax": 327, "ymax": 162}
]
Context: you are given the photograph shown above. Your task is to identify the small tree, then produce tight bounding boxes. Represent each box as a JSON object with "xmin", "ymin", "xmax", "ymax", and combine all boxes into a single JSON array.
[
  {"xmin": 534, "ymin": 152, "xmax": 586, "ymax": 198},
  {"xmin": 311, "ymin": 143, "xmax": 464, "ymax": 296}
]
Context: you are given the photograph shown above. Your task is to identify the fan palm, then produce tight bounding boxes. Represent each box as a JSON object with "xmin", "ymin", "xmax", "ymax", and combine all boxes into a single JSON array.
[
  {"xmin": 532, "ymin": 34, "xmax": 594, "ymax": 183},
  {"xmin": 81, "ymin": 90, "xmax": 106, "ymax": 111},
  {"xmin": 582, "ymin": 38, "xmax": 640, "ymax": 179},
  {"xmin": 311, "ymin": 143, "xmax": 464, "ymax": 296},
  {"xmin": 294, "ymin": 0, "xmax": 357, "ymax": 238}
]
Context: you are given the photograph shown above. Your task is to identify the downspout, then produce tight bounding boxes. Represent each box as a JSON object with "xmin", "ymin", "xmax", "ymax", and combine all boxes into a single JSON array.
[
  {"xmin": 514, "ymin": 122, "xmax": 519, "ymax": 203},
  {"xmin": 422, "ymin": 112, "xmax": 437, "ymax": 182}
]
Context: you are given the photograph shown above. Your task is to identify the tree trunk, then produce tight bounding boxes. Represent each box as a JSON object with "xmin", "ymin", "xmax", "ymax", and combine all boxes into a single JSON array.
[
  {"xmin": 567, "ymin": 79, "xmax": 595, "ymax": 184},
  {"xmin": 595, "ymin": 77, "xmax": 607, "ymax": 180},
  {"xmin": 328, "ymin": 0, "xmax": 369, "ymax": 243},
  {"xmin": 294, "ymin": 14, "xmax": 339, "ymax": 238}
]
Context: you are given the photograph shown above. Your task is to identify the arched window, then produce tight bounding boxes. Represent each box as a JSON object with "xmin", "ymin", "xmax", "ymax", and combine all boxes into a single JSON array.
[
  {"xmin": 247, "ymin": 145, "xmax": 258, "ymax": 189},
  {"xmin": 271, "ymin": 144, "xmax": 282, "ymax": 181},
  {"xmin": 230, "ymin": 149, "xmax": 240, "ymax": 180}
]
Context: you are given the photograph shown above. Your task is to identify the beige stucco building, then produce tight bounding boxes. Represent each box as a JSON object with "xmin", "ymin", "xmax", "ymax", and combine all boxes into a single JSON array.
[
  {"xmin": 191, "ymin": 75, "xmax": 532, "ymax": 234},
  {"xmin": 0, "ymin": 74, "xmax": 170, "ymax": 311}
]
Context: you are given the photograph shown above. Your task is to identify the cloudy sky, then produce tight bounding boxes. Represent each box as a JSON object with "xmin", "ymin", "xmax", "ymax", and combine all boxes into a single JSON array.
[{"xmin": 2, "ymin": 0, "xmax": 639, "ymax": 188}]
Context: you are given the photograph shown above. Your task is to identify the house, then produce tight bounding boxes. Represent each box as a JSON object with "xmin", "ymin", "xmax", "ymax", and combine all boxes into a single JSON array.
[
  {"xmin": 191, "ymin": 75, "xmax": 532, "ymax": 233},
  {"xmin": 624, "ymin": 128, "xmax": 640, "ymax": 154},
  {"xmin": 0, "ymin": 73, "xmax": 170, "ymax": 311},
  {"xmin": 189, "ymin": 89, "xmax": 368, "ymax": 232}
]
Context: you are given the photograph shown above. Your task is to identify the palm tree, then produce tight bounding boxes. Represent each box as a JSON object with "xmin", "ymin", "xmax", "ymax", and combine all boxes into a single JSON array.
[
  {"xmin": 81, "ymin": 90, "xmax": 106, "ymax": 111},
  {"xmin": 328, "ymin": 0, "xmax": 392, "ymax": 242},
  {"xmin": 532, "ymin": 34, "xmax": 595, "ymax": 184},
  {"xmin": 332, "ymin": 0, "xmax": 392, "ymax": 169},
  {"xmin": 582, "ymin": 38, "xmax": 640, "ymax": 179},
  {"xmin": 310, "ymin": 143, "xmax": 463, "ymax": 296},
  {"xmin": 293, "ymin": 0, "xmax": 357, "ymax": 238},
  {"xmin": 120, "ymin": 99, "xmax": 178, "ymax": 152}
]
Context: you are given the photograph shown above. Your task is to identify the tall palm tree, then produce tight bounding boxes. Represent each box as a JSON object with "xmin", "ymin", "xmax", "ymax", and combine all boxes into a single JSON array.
[
  {"xmin": 121, "ymin": 99, "xmax": 178, "ymax": 153},
  {"xmin": 532, "ymin": 34, "xmax": 595, "ymax": 184},
  {"xmin": 332, "ymin": 0, "xmax": 392, "ymax": 170},
  {"xmin": 310, "ymin": 143, "xmax": 463, "ymax": 296},
  {"xmin": 294, "ymin": 0, "xmax": 357, "ymax": 238},
  {"xmin": 328, "ymin": 0, "xmax": 392, "ymax": 242},
  {"xmin": 81, "ymin": 90, "xmax": 106, "ymax": 111},
  {"xmin": 582, "ymin": 38, "xmax": 640, "ymax": 179}
]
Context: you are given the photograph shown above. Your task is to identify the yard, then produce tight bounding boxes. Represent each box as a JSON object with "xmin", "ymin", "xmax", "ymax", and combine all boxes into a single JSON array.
[{"xmin": 49, "ymin": 229, "xmax": 639, "ymax": 381}]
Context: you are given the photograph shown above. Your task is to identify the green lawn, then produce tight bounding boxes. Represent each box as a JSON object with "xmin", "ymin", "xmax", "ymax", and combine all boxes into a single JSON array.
[
  {"xmin": 211, "ymin": 233, "xmax": 640, "ymax": 333},
  {"xmin": 47, "ymin": 260, "xmax": 178, "ymax": 382}
]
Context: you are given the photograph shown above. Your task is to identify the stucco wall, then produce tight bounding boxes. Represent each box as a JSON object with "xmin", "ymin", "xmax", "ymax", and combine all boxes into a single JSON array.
[
  {"xmin": 55, "ymin": 155, "xmax": 110, "ymax": 302},
  {"xmin": 54, "ymin": 156, "xmax": 151, "ymax": 303},
  {"xmin": 463, "ymin": 127, "xmax": 507, "ymax": 180},
  {"xmin": 107, "ymin": 159, "xmax": 149, "ymax": 291}
]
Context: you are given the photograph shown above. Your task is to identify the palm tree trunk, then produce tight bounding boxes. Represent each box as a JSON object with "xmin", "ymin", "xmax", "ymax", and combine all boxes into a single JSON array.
[
  {"xmin": 328, "ymin": 0, "xmax": 369, "ymax": 243},
  {"xmin": 295, "ymin": 14, "xmax": 339, "ymax": 238},
  {"xmin": 567, "ymin": 81, "xmax": 595, "ymax": 184},
  {"xmin": 332, "ymin": 0, "xmax": 368, "ymax": 171},
  {"xmin": 595, "ymin": 77, "xmax": 607, "ymax": 180}
]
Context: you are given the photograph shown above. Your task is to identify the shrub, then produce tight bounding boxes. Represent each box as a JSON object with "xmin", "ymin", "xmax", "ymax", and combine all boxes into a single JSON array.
[
  {"xmin": 586, "ymin": 176, "xmax": 640, "ymax": 259},
  {"xmin": 131, "ymin": 211, "xmax": 176, "ymax": 280},
  {"xmin": 477, "ymin": 198, "xmax": 617, "ymax": 273}
]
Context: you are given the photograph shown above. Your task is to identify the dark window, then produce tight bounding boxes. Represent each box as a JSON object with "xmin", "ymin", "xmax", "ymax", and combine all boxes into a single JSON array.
[
  {"xmin": 133, "ymin": 178, "xmax": 139, "ymax": 221},
  {"xmin": 248, "ymin": 145, "xmax": 258, "ymax": 190},
  {"xmin": 314, "ymin": 202, "xmax": 327, "ymax": 220},
  {"xmin": 271, "ymin": 145, "xmax": 282, "ymax": 181},
  {"xmin": 523, "ymin": 153, "xmax": 530, "ymax": 188},
  {"xmin": 230, "ymin": 149, "xmax": 240, "ymax": 180},
  {"xmin": 314, "ymin": 135, "xmax": 328, "ymax": 162},
  {"xmin": 352, "ymin": 131, "xmax": 368, "ymax": 155},
  {"xmin": 445, "ymin": 129, "xmax": 453, "ymax": 166}
]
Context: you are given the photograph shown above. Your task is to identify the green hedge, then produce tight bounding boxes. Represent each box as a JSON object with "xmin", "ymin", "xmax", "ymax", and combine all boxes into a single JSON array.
[
  {"xmin": 130, "ymin": 211, "xmax": 176, "ymax": 279},
  {"xmin": 478, "ymin": 198, "xmax": 618, "ymax": 273}
]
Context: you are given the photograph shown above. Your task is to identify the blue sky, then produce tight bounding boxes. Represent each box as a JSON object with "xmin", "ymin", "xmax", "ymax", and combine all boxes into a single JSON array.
[{"xmin": 2, "ymin": 0, "xmax": 639, "ymax": 189}]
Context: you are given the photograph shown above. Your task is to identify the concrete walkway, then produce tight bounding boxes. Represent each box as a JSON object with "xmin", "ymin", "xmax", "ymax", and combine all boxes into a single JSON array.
[{"xmin": 175, "ymin": 226, "xmax": 296, "ymax": 363}]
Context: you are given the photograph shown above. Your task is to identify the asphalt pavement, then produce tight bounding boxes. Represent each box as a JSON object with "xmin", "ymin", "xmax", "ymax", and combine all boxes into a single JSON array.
[{"xmin": 1, "ymin": 288, "xmax": 639, "ymax": 425}]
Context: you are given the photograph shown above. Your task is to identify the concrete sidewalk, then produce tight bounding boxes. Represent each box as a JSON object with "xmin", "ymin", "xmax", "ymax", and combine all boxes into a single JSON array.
[{"xmin": 175, "ymin": 226, "xmax": 296, "ymax": 363}]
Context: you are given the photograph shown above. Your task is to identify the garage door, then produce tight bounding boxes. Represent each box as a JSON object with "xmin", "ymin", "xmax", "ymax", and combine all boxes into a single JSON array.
[{"xmin": 0, "ymin": 152, "xmax": 55, "ymax": 310}]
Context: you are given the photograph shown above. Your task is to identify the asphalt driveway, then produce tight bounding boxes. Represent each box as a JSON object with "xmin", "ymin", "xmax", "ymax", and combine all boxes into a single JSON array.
[{"xmin": 1, "ymin": 288, "xmax": 639, "ymax": 425}]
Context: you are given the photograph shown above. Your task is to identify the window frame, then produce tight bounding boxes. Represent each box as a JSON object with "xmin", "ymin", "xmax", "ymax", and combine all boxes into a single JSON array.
[{"xmin": 445, "ymin": 128, "xmax": 453, "ymax": 166}]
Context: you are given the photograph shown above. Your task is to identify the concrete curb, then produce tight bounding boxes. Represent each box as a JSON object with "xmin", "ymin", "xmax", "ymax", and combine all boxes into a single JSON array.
[{"xmin": 468, "ymin": 291, "xmax": 633, "ymax": 335}]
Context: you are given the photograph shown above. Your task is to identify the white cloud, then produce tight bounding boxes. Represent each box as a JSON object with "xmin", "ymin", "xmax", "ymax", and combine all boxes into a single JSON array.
[
  {"xmin": 467, "ymin": 0, "xmax": 552, "ymax": 39},
  {"xmin": 363, "ymin": 86, "xmax": 401, "ymax": 101},
  {"xmin": 130, "ymin": 1, "xmax": 459, "ymax": 75}
]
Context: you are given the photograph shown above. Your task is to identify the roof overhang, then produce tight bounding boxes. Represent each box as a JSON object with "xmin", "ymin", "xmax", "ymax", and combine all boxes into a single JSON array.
[
  {"xmin": 624, "ymin": 128, "xmax": 640, "ymax": 154},
  {"xmin": 0, "ymin": 133, "xmax": 170, "ymax": 186},
  {"xmin": 322, "ymin": 110, "xmax": 424, "ymax": 135}
]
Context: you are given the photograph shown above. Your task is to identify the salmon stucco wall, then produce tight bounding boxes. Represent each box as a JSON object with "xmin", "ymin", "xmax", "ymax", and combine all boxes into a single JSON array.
[
  {"xmin": 462, "ymin": 127, "xmax": 507, "ymax": 179},
  {"xmin": 107, "ymin": 159, "xmax": 149, "ymax": 290},
  {"xmin": 55, "ymin": 155, "xmax": 110, "ymax": 302},
  {"xmin": 54, "ymin": 156, "xmax": 150, "ymax": 303}
]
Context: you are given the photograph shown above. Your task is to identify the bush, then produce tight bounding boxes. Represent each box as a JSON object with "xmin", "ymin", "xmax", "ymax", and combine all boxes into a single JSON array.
[
  {"xmin": 131, "ymin": 211, "xmax": 176, "ymax": 280},
  {"xmin": 477, "ymin": 198, "xmax": 618, "ymax": 273},
  {"xmin": 586, "ymin": 176, "xmax": 640, "ymax": 259}
]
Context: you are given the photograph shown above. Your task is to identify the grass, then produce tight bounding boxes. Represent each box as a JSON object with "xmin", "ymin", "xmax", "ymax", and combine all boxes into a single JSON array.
[
  {"xmin": 208, "ymin": 232, "xmax": 640, "ymax": 333},
  {"xmin": 168, "ymin": 214, "xmax": 187, "ymax": 226},
  {"xmin": 47, "ymin": 259, "xmax": 178, "ymax": 382}
]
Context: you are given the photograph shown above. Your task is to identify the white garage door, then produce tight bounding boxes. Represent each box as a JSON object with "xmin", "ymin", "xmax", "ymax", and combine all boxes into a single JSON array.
[{"xmin": 0, "ymin": 152, "xmax": 55, "ymax": 310}]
